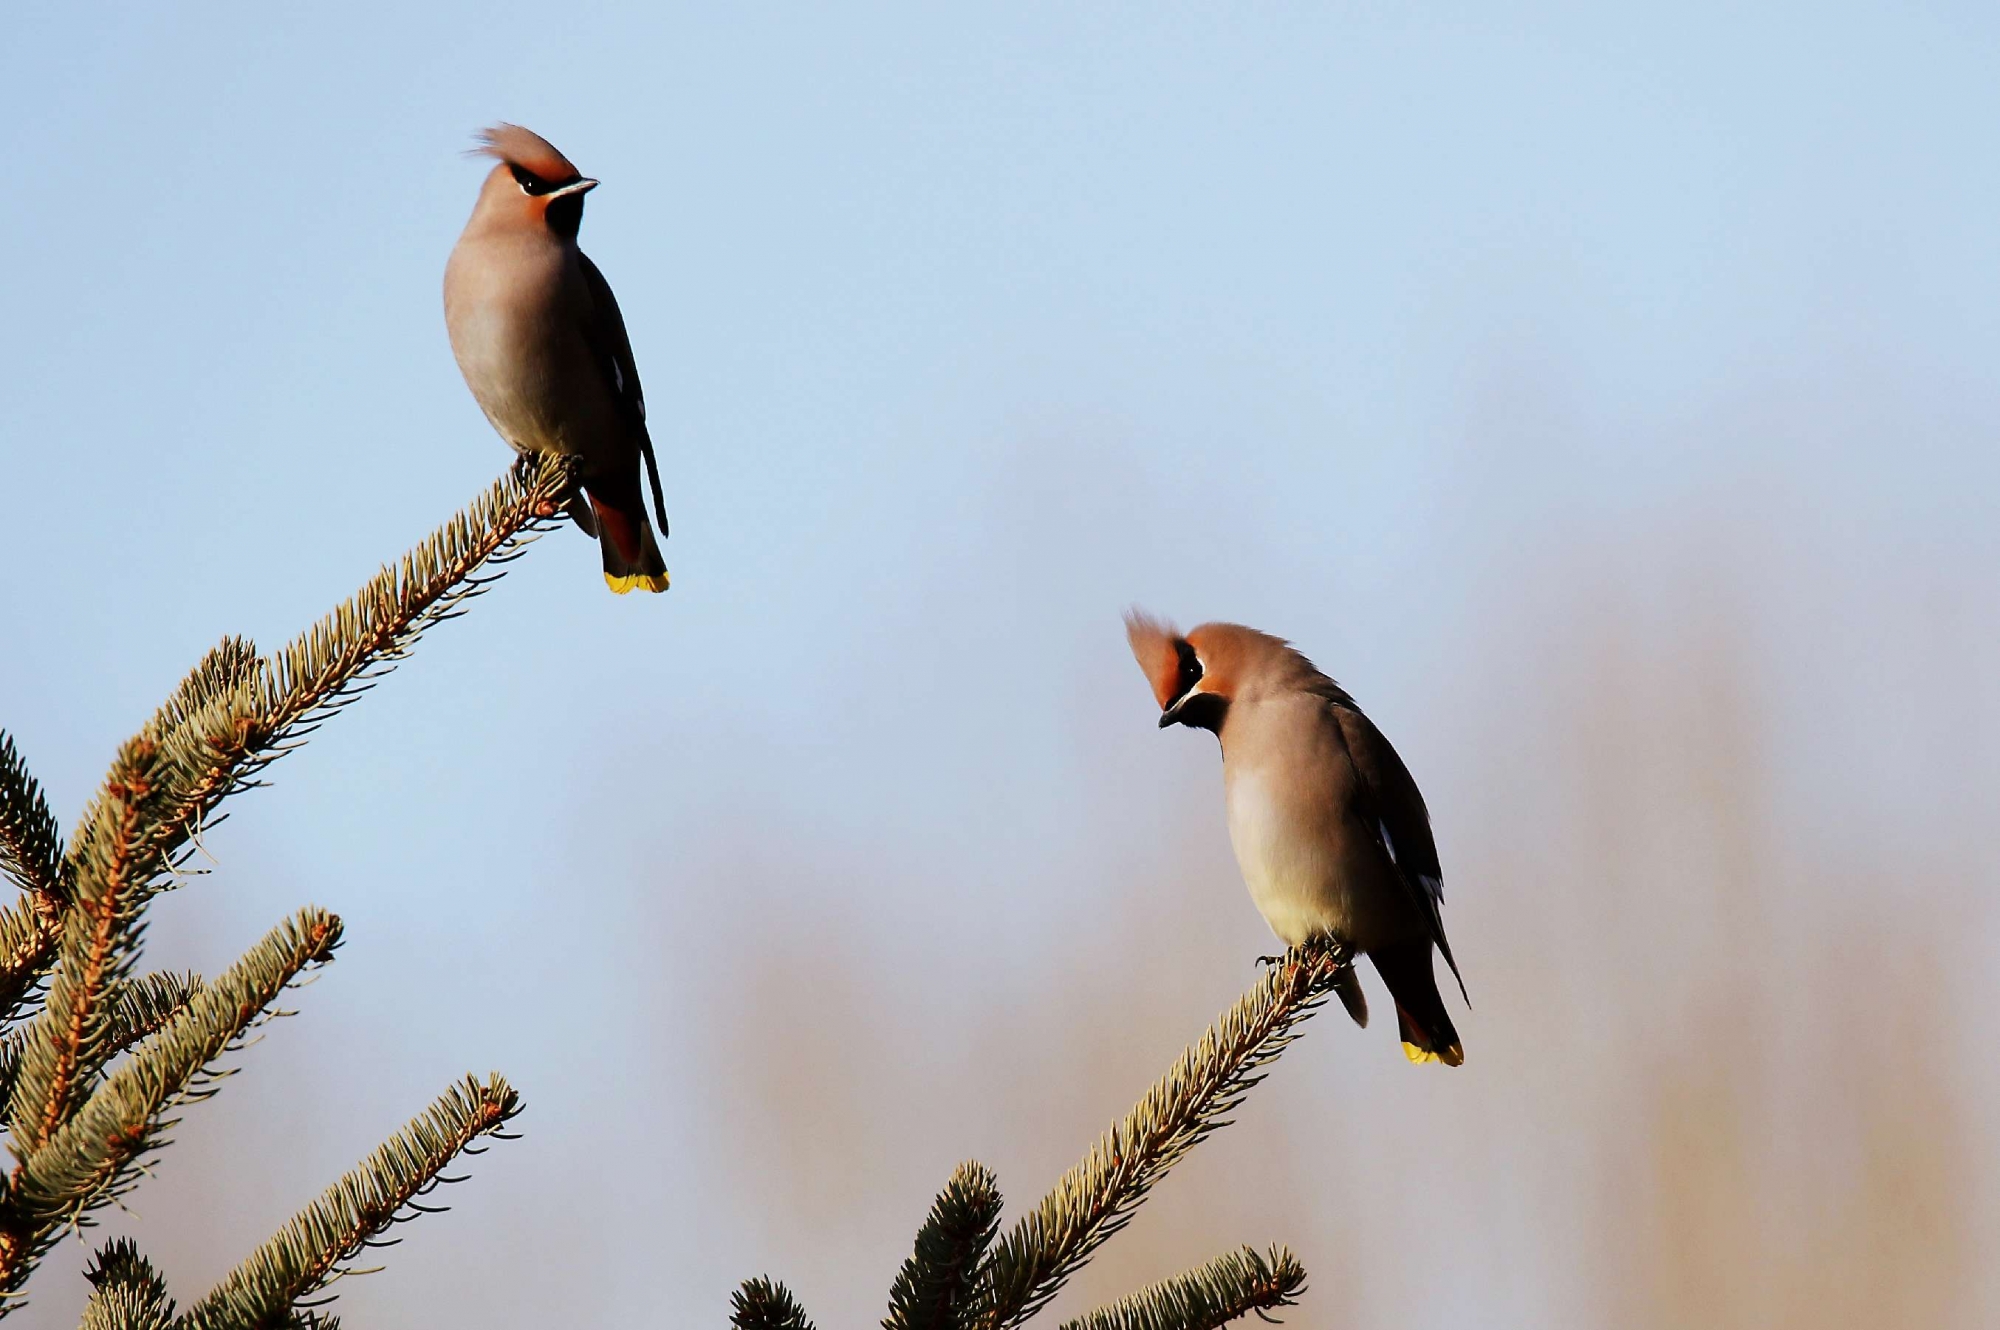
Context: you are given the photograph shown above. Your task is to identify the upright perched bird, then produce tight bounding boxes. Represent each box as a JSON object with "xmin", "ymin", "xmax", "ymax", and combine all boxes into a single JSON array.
[
  {"xmin": 1127, "ymin": 613, "xmax": 1467, "ymax": 1065},
  {"xmin": 445, "ymin": 124, "xmax": 669, "ymax": 593}
]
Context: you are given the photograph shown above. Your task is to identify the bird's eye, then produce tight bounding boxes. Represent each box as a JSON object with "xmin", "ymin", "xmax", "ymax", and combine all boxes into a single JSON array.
[{"xmin": 509, "ymin": 165, "xmax": 552, "ymax": 196}]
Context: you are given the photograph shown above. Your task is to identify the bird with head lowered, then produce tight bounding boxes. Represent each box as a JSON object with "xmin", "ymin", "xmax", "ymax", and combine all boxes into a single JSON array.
[{"xmin": 1127, "ymin": 612, "xmax": 1467, "ymax": 1065}]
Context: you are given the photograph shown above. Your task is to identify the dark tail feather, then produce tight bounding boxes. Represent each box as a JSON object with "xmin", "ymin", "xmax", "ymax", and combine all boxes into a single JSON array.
[
  {"xmin": 589, "ymin": 494, "xmax": 670, "ymax": 595},
  {"xmin": 1332, "ymin": 964, "xmax": 1369, "ymax": 1028},
  {"xmin": 1369, "ymin": 942, "xmax": 1463, "ymax": 1067}
]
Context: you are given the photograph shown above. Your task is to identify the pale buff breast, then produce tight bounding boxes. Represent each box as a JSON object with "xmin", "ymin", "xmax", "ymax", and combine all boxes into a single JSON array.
[
  {"xmin": 1220, "ymin": 697, "xmax": 1409, "ymax": 950},
  {"xmin": 444, "ymin": 233, "xmax": 583, "ymax": 456}
]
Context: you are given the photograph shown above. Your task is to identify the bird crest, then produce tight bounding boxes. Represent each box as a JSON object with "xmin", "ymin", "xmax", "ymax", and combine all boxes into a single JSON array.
[
  {"xmin": 1184, "ymin": 622, "xmax": 1346, "ymax": 705},
  {"xmin": 472, "ymin": 123, "xmax": 582, "ymax": 184},
  {"xmin": 1124, "ymin": 609, "xmax": 1192, "ymax": 710}
]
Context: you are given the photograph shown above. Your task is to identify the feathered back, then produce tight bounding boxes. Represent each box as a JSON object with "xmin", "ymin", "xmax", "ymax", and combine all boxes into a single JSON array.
[
  {"xmin": 473, "ymin": 124, "xmax": 582, "ymax": 184},
  {"xmin": 1125, "ymin": 609, "xmax": 1191, "ymax": 710}
]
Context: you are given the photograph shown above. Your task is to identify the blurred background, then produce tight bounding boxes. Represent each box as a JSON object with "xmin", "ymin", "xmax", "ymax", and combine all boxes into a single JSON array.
[{"xmin": 3, "ymin": 3, "xmax": 1996, "ymax": 1326}]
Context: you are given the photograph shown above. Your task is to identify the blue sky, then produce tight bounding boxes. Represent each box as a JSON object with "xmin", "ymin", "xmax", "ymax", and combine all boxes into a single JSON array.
[{"xmin": 5, "ymin": 4, "xmax": 1997, "ymax": 1327}]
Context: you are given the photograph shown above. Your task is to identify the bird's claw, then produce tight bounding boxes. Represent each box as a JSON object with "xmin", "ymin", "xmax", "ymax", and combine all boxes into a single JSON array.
[{"xmin": 1256, "ymin": 953, "xmax": 1286, "ymax": 969}]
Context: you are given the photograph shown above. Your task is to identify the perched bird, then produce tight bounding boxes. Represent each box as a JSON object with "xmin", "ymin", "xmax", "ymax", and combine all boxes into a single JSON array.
[
  {"xmin": 1127, "ymin": 612, "xmax": 1467, "ymax": 1065},
  {"xmin": 445, "ymin": 124, "xmax": 669, "ymax": 593}
]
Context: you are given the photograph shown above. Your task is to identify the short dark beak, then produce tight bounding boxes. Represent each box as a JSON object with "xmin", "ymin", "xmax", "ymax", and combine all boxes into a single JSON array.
[
  {"xmin": 549, "ymin": 177, "xmax": 599, "ymax": 199},
  {"xmin": 1158, "ymin": 697, "xmax": 1188, "ymax": 728}
]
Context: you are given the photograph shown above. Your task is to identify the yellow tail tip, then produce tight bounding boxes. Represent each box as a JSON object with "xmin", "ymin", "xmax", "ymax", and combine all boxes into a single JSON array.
[
  {"xmin": 1402, "ymin": 1041, "xmax": 1465, "ymax": 1067},
  {"xmin": 605, "ymin": 570, "xmax": 671, "ymax": 594}
]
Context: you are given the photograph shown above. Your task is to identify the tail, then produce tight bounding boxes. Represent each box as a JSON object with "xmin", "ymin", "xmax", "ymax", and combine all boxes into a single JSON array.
[
  {"xmin": 1368, "ymin": 941, "xmax": 1463, "ymax": 1067},
  {"xmin": 1332, "ymin": 964, "xmax": 1369, "ymax": 1029},
  {"xmin": 588, "ymin": 492, "xmax": 670, "ymax": 594}
]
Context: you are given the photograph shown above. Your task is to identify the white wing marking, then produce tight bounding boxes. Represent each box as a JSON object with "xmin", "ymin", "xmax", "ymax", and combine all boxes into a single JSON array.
[{"xmin": 1379, "ymin": 817, "xmax": 1443, "ymax": 903}]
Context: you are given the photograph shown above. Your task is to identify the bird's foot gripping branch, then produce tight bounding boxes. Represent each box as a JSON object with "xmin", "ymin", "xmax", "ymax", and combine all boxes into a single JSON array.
[
  {"xmin": 732, "ymin": 939, "xmax": 1351, "ymax": 1330},
  {"xmin": 0, "ymin": 456, "xmax": 572, "ymax": 1325}
]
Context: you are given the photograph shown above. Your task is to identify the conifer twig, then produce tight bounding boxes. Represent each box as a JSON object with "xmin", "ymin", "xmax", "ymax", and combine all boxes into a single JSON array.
[
  {"xmin": 732, "ymin": 1277, "xmax": 819, "ymax": 1330},
  {"xmin": 0, "ymin": 733, "xmax": 63, "ymax": 905},
  {"xmin": 0, "ymin": 461, "xmax": 558, "ymax": 1318},
  {"xmin": 245, "ymin": 453, "xmax": 577, "ymax": 786},
  {"xmin": 85, "ymin": 452, "xmax": 578, "ymax": 939},
  {"xmin": 78, "ymin": 1238, "xmax": 175, "ymax": 1330},
  {"xmin": 1, "ymin": 972, "xmax": 205, "ymax": 1142},
  {"xmin": 97, "ymin": 973, "xmax": 204, "ymax": 1063},
  {"xmin": 886, "ymin": 1161, "xmax": 1006, "ymax": 1330},
  {"xmin": 0, "ymin": 898, "xmax": 57, "ymax": 1031},
  {"xmin": 11, "ymin": 911, "xmax": 341, "ymax": 1242},
  {"xmin": 0, "ymin": 1033, "xmax": 23, "ymax": 1131},
  {"xmin": 175, "ymin": 1074, "xmax": 520, "ymax": 1330},
  {"xmin": 974, "ymin": 942, "xmax": 1349, "ymax": 1329},
  {"xmin": 0, "ymin": 459, "xmax": 573, "ymax": 1298},
  {"xmin": 1055, "ymin": 1246, "xmax": 1306, "ymax": 1330},
  {"xmin": 6, "ymin": 712, "xmax": 243, "ymax": 1163},
  {"xmin": 0, "ymin": 733, "xmax": 66, "ymax": 1018}
]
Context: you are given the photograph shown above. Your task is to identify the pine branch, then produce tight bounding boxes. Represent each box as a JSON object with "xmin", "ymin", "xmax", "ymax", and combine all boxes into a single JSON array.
[
  {"xmin": 886, "ymin": 1161, "xmax": 1006, "ymax": 1330},
  {"xmin": 975, "ymin": 943, "xmax": 1350, "ymax": 1329},
  {"xmin": 6, "ymin": 637, "xmax": 266, "ymax": 1172},
  {"xmin": 80, "ymin": 1239, "xmax": 176, "ymax": 1330},
  {"xmin": 244, "ymin": 452, "xmax": 577, "ymax": 797},
  {"xmin": 5, "ymin": 721, "xmax": 222, "ymax": 1163},
  {"xmin": 173, "ymin": 1073, "xmax": 520, "ymax": 1330},
  {"xmin": 1055, "ymin": 1247, "xmax": 1306, "ymax": 1330},
  {"xmin": 3, "ymin": 459, "xmax": 572, "ymax": 1222},
  {"xmin": 0, "ymin": 733, "xmax": 63, "ymax": 904},
  {"xmin": 100, "ymin": 973, "xmax": 204, "ymax": 1062},
  {"xmin": 0, "ymin": 910, "xmax": 340, "ymax": 1292},
  {"xmin": 0, "ymin": 973, "xmax": 198, "ymax": 1141},
  {"xmin": 0, "ymin": 462, "xmax": 567, "ymax": 1317},
  {"xmin": 732, "ymin": 1278, "xmax": 819, "ymax": 1330},
  {"xmin": 0, "ymin": 898, "xmax": 55, "ymax": 1033},
  {"xmin": 0, "ymin": 733, "xmax": 66, "ymax": 1022},
  {"xmin": 0, "ymin": 1032, "xmax": 21, "ymax": 1132},
  {"xmin": 114, "ymin": 455, "xmax": 575, "ymax": 915}
]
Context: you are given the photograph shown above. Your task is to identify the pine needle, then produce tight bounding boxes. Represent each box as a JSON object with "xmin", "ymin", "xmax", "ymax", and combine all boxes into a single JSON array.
[
  {"xmin": 176, "ymin": 1074, "xmax": 520, "ymax": 1330},
  {"xmin": 0, "ymin": 733, "xmax": 63, "ymax": 904},
  {"xmin": 12, "ymin": 910, "xmax": 341, "ymax": 1238},
  {"xmin": 0, "ymin": 460, "xmax": 571, "ymax": 1306},
  {"xmin": 733, "ymin": 1278, "xmax": 819, "ymax": 1330},
  {"xmin": 0, "ymin": 733, "xmax": 67, "ymax": 1019},
  {"xmin": 98, "ymin": 973, "xmax": 204, "ymax": 1061},
  {"xmin": 975, "ymin": 942, "xmax": 1349, "ymax": 1329},
  {"xmin": 1055, "ymin": 1246, "xmax": 1306, "ymax": 1330},
  {"xmin": 79, "ymin": 1238, "xmax": 175, "ymax": 1330},
  {"xmin": 885, "ymin": 1161, "xmax": 1006, "ymax": 1330}
]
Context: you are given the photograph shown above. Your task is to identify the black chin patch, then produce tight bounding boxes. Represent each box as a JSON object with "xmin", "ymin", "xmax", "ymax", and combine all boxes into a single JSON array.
[
  {"xmin": 545, "ymin": 192, "xmax": 585, "ymax": 239},
  {"xmin": 1173, "ymin": 691, "xmax": 1228, "ymax": 733}
]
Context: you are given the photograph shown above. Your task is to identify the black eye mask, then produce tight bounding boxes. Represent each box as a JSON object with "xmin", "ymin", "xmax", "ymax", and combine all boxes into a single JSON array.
[
  {"xmin": 510, "ymin": 163, "xmax": 562, "ymax": 196},
  {"xmin": 1170, "ymin": 640, "xmax": 1203, "ymax": 708}
]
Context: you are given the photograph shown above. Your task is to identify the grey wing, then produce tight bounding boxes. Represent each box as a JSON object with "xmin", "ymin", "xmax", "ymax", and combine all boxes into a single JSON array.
[
  {"xmin": 576, "ymin": 251, "xmax": 647, "ymax": 432},
  {"xmin": 1333, "ymin": 702, "xmax": 1467, "ymax": 1002},
  {"xmin": 577, "ymin": 252, "xmax": 668, "ymax": 534}
]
